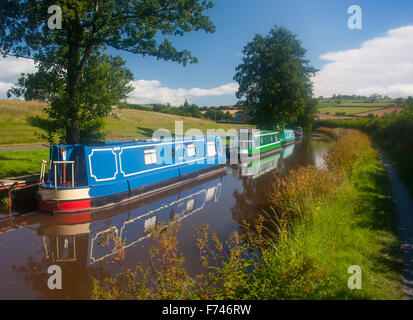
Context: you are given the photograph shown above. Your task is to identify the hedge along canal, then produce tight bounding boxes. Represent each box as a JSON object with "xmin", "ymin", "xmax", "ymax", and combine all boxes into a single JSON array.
[{"xmin": 0, "ymin": 133, "xmax": 403, "ymax": 299}]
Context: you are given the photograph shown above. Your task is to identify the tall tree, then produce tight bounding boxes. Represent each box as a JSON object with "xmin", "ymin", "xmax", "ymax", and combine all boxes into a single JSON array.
[
  {"xmin": 1, "ymin": 0, "xmax": 215, "ymax": 144},
  {"xmin": 8, "ymin": 53, "xmax": 134, "ymax": 143},
  {"xmin": 234, "ymin": 25, "xmax": 317, "ymax": 130}
]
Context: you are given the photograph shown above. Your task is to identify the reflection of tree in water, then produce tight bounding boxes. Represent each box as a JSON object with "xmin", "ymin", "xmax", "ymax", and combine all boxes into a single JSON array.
[
  {"xmin": 231, "ymin": 172, "xmax": 287, "ymax": 244},
  {"xmin": 12, "ymin": 235, "xmax": 109, "ymax": 299},
  {"xmin": 231, "ymin": 173, "xmax": 276, "ymax": 229},
  {"xmin": 277, "ymin": 137, "xmax": 315, "ymax": 175}
]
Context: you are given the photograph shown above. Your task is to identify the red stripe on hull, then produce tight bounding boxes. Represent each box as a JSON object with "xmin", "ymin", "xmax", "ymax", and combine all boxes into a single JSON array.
[
  {"xmin": 39, "ymin": 199, "xmax": 92, "ymax": 213},
  {"xmin": 52, "ymin": 212, "xmax": 93, "ymax": 224}
]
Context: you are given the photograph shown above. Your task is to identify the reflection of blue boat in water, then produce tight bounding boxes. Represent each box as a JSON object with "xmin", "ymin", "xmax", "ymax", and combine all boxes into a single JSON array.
[
  {"xmin": 33, "ymin": 170, "xmax": 226, "ymax": 265},
  {"xmin": 89, "ymin": 175, "xmax": 223, "ymax": 263}
]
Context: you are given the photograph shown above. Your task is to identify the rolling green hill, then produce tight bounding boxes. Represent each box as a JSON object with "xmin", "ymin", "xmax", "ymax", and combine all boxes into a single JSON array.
[{"xmin": 0, "ymin": 99, "xmax": 243, "ymax": 147}]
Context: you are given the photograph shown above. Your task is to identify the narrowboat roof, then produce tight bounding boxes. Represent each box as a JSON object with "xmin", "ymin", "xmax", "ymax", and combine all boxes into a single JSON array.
[
  {"xmin": 50, "ymin": 136, "xmax": 217, "ymax": 148},
  {"xmin": 252, "ymin": 130, "xmax": 279, "ymax": 136}
]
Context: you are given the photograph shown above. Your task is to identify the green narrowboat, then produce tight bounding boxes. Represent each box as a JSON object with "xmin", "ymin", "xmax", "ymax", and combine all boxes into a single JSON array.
[
  {"xmin": 239, "ymin": 130, "xmax": 282, "ymax": 157},
  {"xmin": 280, "ymin": 129, "xmax": 296, "ymax": 145}
]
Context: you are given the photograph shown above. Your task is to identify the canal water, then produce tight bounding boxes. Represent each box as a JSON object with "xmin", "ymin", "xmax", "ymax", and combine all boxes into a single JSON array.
[{"xmin": 0, "ymin": 134, "xmax": 332, "ymax": 299}]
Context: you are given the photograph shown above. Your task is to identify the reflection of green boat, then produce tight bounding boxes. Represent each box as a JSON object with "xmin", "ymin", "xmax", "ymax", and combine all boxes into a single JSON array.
[
  {"xmin": 281, "ymin": 143, "xmax": 295, "ymax": 159},
  {"xmin": 240, "ymin": 153, "xmax": 281, "ymax": 179},
  {"xmin": 239, "ymin": 130, "xmax": 282, "ymax": 157},
  {"xmin": 238, "ymin": 142, "xmax": 297, "ymax": 179}
]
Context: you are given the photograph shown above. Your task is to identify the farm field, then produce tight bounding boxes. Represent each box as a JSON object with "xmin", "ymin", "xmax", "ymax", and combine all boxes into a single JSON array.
[
  {"xmin": 317, "ymin": 98, "xmax": 394, "ymax": 108},
  {"xmin": 317, "ymin": 106, "xmax": 385, "ymax": 115},
  {"xmin": 316, "ymin": 98, "xmax": 399, "ymax": 118},
  {"xmin": 356, "ymin": 107, "xmax": 403, "ymax": 117}
]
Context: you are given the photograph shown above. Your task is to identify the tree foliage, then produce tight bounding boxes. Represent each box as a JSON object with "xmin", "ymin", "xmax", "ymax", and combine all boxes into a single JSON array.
[
  {"xmin": 234, "ymin": 25, "xmax": 317, "ymax": 130},
  {"xmin": 1, "ymin": 0, "xmax": 215, "ymax": 144}
]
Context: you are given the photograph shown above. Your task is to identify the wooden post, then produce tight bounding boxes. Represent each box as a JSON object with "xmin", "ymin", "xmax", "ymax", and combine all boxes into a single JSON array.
[
  {"xmin": 8, "ymin": 189, "xmax": 11, "ymax": 218},
  {"xmin": 72, "ymin": 162, "xmax": 75, "ymax": 187}
]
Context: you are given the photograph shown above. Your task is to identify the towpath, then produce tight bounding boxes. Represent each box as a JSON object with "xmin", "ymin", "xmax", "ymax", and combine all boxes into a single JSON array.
[
  {"xmin": 380, "ymin": 149, "xmax": 413, "ymax": 299},
  {"xmin": 0, "ymin": 145, "xmax": 46, "ymax": 151}
]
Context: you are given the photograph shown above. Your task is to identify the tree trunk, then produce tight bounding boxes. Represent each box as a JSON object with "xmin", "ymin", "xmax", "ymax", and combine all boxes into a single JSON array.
[
  {"xmin": 64, "ymin": 11, "xmax": 96, "ymax": 145},
  {"xmin": 66, "ymin": 65, "xmax": 81, "ymax": 145},
  {"xmin": 67, "ymin": 117, "xmax": 80, "ymax": 145}
]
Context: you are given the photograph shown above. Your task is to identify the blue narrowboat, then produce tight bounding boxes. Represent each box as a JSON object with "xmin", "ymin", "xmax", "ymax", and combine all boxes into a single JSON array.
[{"xmin": 37, "ymin": 136, "xmax": 226, "ymax": 213}]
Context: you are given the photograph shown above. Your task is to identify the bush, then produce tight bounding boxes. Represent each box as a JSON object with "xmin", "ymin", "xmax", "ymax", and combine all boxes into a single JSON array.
[{"xmin": 325, "ymin": 131, "xmax": 377, "ymax": 175}]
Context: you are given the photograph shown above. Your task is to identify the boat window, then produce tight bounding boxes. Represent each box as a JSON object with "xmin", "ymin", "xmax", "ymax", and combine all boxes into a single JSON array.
[
  {"xmin": 144, "ymin": 148, "xmax": 157, "ymax": 165},
  {"xmin": 144, "ymin": 216, "xmax": 157, "ymax": 234},
  {"xmin": 187, "ymin": 143, "xmax": 196, "ymax": 157},
  {"xmin": 207, "ymin": 141, "xmax": 217, "ymax": 156},
  {"xmin": 206, "ymin": 186, "xmax": 216, "ymax": 202},
  {"xmin": 186, "ymin": 199, "xmax": 195, "ymax": 212}
]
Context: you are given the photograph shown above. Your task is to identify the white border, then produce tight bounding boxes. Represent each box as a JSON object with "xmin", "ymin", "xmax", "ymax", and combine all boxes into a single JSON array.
[{"xmin": 88, "ymin": 149, "xmax": 119, "ymax": 182}]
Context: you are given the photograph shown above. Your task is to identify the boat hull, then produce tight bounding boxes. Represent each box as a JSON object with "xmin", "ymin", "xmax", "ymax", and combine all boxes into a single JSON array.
[
  {"xmin": 281, "ymin": 137, "xmax": 296, "ymax": 146},
  {"xmin": 38, "ymin": 164, "xmax": 226, "ymax": 213}
]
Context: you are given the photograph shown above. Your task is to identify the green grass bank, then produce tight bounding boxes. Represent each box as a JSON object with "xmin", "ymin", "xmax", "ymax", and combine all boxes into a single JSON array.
[
  {"xmin": 0, "ymin": 149, "xmax": 49, "ymax": 179},
  {"xmin": 91, "ymin": 131, "xmax": 403, "ymax": 300}
]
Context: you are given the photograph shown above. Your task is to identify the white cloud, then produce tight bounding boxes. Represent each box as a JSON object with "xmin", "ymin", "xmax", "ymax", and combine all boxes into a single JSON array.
[
  {"xmin": 0, "ymin": 81, "xmax": 14, "ymax": 96},
  {"xmin": 313, "ymin": 25, "xmax": 413, "ymax": 98},
  {"xmin": 0, "ymin": 56, "xmax": 36, "ymax": 96},
  {"xmin": 127, "ymin": 80, "xmax": 238, "ymax": 105},
  {"xmin": 0, "ymin": 55, "xmax": 238, "ymax": 104}
]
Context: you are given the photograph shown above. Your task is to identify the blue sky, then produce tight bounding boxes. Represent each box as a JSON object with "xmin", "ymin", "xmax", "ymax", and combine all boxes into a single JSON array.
[
  {"xmin": 1, "ymin": 0, "xmax": 413, "ymax": 105},
  {"xmin": 118, "ymin": 0, "xmax": 413, "ymax": 105}
]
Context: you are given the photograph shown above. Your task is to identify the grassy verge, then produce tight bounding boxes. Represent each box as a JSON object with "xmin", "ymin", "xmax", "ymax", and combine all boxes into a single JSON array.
[
  {"xmin": 0, "ymin": 149, "xmax": 49, "ymax": 178},
  {"xmin": 262, "ymin": 144, "xmax": 401, "ymax": 298},
  {"xmin": 91, "ymin": 131, "xmax": 403, "ymax": 300}
]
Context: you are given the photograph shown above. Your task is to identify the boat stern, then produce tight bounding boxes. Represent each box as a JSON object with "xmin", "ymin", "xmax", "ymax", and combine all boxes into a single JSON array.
[{"xmin": 37, "ymin": 184, "xmax": 92, "ymax": 213}]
